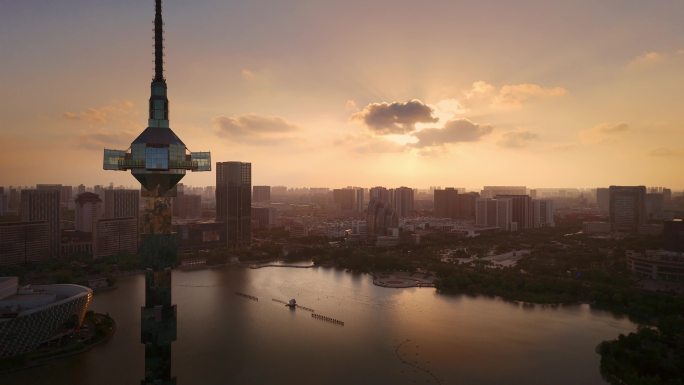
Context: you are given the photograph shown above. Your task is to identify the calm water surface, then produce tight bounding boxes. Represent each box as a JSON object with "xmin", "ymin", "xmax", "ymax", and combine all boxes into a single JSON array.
[{"xmin": 2, "ymin": 266, "xmax": 636, "ymax": 385}]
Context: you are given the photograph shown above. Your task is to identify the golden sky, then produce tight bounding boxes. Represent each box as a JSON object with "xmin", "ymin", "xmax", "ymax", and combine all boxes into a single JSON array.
[{"xmin": 1, "ymin": 0, "xmax": 683, "ymax": 189}]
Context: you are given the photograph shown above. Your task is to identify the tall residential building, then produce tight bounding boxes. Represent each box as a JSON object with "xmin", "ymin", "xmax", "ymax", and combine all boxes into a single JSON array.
[
  {"xmin": 532, "ymin": 199, "xmax": 555, "ymax": 228},
  {"xmin": 75, "ymin": 192, "xmax": 103, "ymax": 233},
  {"xmin": 216, "ymin": 161, "xmax": 252, "ymax": 248},
  {"xmin": 332, "ymin": 188, "xmax": 356, "ymax": 212},
  {"xmin": 0, "ymin": 221, "xmax": 50, "ymax": 265},
  {"xmin": 596, "ymin": 188, "xmax": 610, "ymax": 214},
  {"xmin": 434, "ymin": 188, "xmax": 459, "ymax": 218},
  {"xmin": 77, "ymin": 184, "xmax": 86, "ymax": 195},
  {"xmin": 104, "ymin": 189, "xmax": 139, "ymax": 219},
  {"xmin": 495, "ymin": 195, "xmax": 533, "ymax": 230},
  {"xmin": 481, "ymin": 186, "xmax": 527, "ymax": 199},
  {"xmin": 366, "ymin": 199, "xmax": 399, "ymax": 243},
  {"xmin": 93, "ymin": 217, "xmax": 138, "ymax": 258},
  {"xmin": 252, "ymin": 185, "xmax": 271, "ymax": 204},
  {"xmin": 609, "ymin": 186, "xmax": 646, "ymax": 233},
  {"xmin": 369, "ymin": 186, "xmax": 391, "ymax": 205},
  {"xmin": 355, "ymin": 188, "xmax": 365, "ymax": 213},
  {"xmin": 392, "ymin": 187, "xmax": 414, "ymax": 218},
  {"xmin": 0, "ymin": 187, "xmax": 6, "ymax": 216},
  {"xmin": 20, "ymin": 189, "xmax": 60, "ymax": 257},
  {"xmin": 476, "ymin": 198, "xmax": 513, "ymax": 231}
]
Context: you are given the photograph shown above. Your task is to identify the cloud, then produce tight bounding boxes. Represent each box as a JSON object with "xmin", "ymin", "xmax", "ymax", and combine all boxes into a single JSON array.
[
  {"xmin": 580, "ymin": 122, "xmax": 629, "ymax": 144},
  {"xmin": 626, "ymin": 51, "xmax": 666, "ymax": 70},
  {"xmin": 352, "ymin": 99, "xmax": 438, "ymax": 134},
  {"xmin": 214, "ymin": 114, "xmax": 300, "ymax": 144},
  {"xmin": 649, "ymin": 147, "xmax": 684, "ymax": 157},
  {"xmin": 63, "ymin": 100, "xmax": 137, "ymax": 125},
  {"xmin": 498, "ymin": 130, "xmax": 538, "ymax": 148},
  {"xmin": 494, "ymin": 83, "xmax": 567, "ymax": 106},
  {"xmin": 411, "ymin": 119, "xmax": 493, "ymax": 148}
]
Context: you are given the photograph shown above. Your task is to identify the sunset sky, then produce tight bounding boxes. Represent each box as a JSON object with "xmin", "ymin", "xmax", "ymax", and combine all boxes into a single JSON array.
[{"xmin": 1, "ymin": 0, "xmax": 683, "ymax": 189}]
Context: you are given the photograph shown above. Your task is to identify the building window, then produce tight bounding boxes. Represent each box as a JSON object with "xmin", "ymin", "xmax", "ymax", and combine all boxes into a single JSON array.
[{"xmin": 146, "ymin": 147, "xmax": 169, "ymax": 170}]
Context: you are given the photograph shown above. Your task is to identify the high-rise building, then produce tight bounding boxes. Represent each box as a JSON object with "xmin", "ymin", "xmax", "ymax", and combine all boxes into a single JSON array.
[
  {"xmin": 93, "ymin": 217, "xmax": 138, "ymax": 258},
  {"xmin": 664, "ymin": 219, "xmax": 684, "ymax": 252},
  {"xmin": 77, "ymin": 184, "xmax": 86, "ymax": 195},
  {"xmin": 75, "ymin": 192, "xmax": 103, "ymax": 233},
  {"xmin": 596, "ymin": 188, "xmax": 610, "ymax": 214},
  {"xmin": 369, "ymin": 187, "xmax": 391, "ymax": 205},
  {"xmin": 20, "ymin": 189, "xmax": 60, "ymax": 257},
  {"xmin": 493, "ymin": 195, "xmax": 533, "ymax": 230},
  {"xmin": 455, "ymin": 192, "xmax": 479, "ymax": 220},
  {"xmin": 104, "ymin": 189, "xmax": 139, "ymax": 220},
  {"xmin": 252, "ymin": 185, "xmax": 271, "ymax": 204},
  {"xmin": 434, "ymin": 188, "xmax": 458, "ymax": 218},
  {"xmin": 355, "ymin": 188, "xmax": 365, "ymax": 213},
  {"xmin": 0, "ymin": 187, "xmax": 6, "ymax": 217},
  {"xmin": 392, "ymin": 187, "xmax": 414, "ymax": 218},
  {"xmin": 216, "ymin": 161, "xmax": 252, "ymax": 248},
  {"xmin": 476, "ymin": 198, "xmax": 513, "ymax": 231},
  {"xmin": 532, "ymin": 199, "xmax": 555, "ymax": 228},
  {"xmin": 0, "ymin": 221, "xmax": 50, "ymax": 266},
  {"xmin": 609, "ymin": 186, "xmax": 646, "ymax": 234},
  {"xmin": 366, "ymin": 199, "xmax": 399, "ymax": 243}
]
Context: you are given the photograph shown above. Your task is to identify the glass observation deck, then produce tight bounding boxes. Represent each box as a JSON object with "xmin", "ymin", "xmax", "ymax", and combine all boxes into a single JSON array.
[{"xmin": 104, "ymin": 148, "xmax": 211, "ymax": 172}]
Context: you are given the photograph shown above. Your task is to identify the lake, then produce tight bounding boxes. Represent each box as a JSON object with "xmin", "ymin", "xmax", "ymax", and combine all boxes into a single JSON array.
[{"xmin": 1, "ymin": 266, "xmax": 636, "ymax": 385}]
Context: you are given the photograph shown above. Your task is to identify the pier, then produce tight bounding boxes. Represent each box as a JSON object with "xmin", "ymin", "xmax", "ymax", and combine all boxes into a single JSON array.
[
  {"xmin": 311, "ymin": 313, "xmax": 345, "ymax": 326},
  {"xmin": 235, "ymin": 292, "xmax": 258, "ymax": 301}
]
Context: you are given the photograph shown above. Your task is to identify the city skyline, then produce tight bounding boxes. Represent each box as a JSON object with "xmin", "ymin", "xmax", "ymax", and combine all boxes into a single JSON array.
[{"xmin": 2, "ymin": 0, "xmax": 684, "ymax": 188}]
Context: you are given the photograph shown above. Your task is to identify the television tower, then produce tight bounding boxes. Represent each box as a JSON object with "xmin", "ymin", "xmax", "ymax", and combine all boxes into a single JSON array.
[{"xmin": 102, "ymin": 1, "xmax": 210, "ymax": 383}]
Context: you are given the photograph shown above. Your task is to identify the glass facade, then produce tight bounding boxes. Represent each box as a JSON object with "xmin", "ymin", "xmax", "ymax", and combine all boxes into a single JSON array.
[
  {"xmin": 103, "ymin": 149, "xmax": 126, "ymax": 170},
  {"xmin": 146, "ymin": 147, "xmax": 169, "ymax": 170},
  {"xmin": 191, "ymin": 152, "xmax": 211, "ymax": 171}
]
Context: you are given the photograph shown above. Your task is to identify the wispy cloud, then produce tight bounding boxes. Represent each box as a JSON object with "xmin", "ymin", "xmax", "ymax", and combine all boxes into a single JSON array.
[
  {"xmin": 214, "ymin": 114, "xmax": 300, "ymax": 145},
  {"xmin": 411, "ymin": 119, "xmax": 493, "ymax": 149},
  {"xmin": 498, "ymin": 130, "xmax": 538, "ymax": 148},
  {"xmin": 580, "ymin": 122, "xmax": 629, "ymax": 144}
]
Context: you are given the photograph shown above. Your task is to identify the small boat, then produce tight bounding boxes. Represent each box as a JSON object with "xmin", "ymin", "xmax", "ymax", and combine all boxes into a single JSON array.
[{"xmin": 286, "ymin": 298, "xmax": 297, "ymax": 308}]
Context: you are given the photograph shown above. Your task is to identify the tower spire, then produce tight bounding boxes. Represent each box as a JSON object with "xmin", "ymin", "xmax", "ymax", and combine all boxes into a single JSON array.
[{"xmin": 154, "ymin": 0, "xmax": 164, "ymax": 82}]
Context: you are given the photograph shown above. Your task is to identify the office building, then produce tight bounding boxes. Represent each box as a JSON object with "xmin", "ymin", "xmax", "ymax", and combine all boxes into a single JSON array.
[
  {"xmin": 216, "ymin": 161, "xmax": 252, "ymax": 248},
  {"xmin": 20, "ymin": 189, "xmax": 60, "ymax": 258},
  {"xmin": 0, "ymin": 222, "xmax": 50, "ymax": 266},
  {"xmin": 645, "ymin": 193, "xmax": 665, "ymax": 221},
  {"xmin": 252, "ymin": 186, "xmax": 271, "ymax": 204},
  {"xmin": 0, "ymin": 277, "xmax": 93, "ymax": 358},
  {"xmin": 609, "ymin": 186, "xmax": 646, "ymax": 233},
  {"xmin": 392, "ymin": 187, "xmax": 414, "ymax": 218},
  {"xmin": 93, "ymin": 217, "xmax": 138, "ymax": 258},
  {"xmin": 75, "ymin": 192, "xmax": 103, "ymax": 233}
]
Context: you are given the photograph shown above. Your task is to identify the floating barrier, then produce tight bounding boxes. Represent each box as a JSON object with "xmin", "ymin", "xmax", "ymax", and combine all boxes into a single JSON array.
[
  {"xmin": 235, "ymin": 292, "xmax": 258, "ymax": 301},
  {"xmin": 297, "ymin": 305, "xmax": 315, "ymax": 313},
  {"xmin": 311, "ymin": 313, "xmax": 344, "ymax": 326},
  {"xmin": 394, "ymin": 339, "xmax": 442, "ymax": 385},
  {"xmin": 272, "ymin": 298, "xmax": 288, "ymax": 305}
]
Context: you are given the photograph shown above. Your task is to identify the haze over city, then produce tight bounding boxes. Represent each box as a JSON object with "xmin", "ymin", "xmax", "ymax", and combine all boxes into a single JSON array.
[
  {"xmin": 2, "ymin": 0, "xmax": 684, "ymax": 188},
  {"xmin": 1, "ymin": 1, "xmax": 684, "ymax": 385}
]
